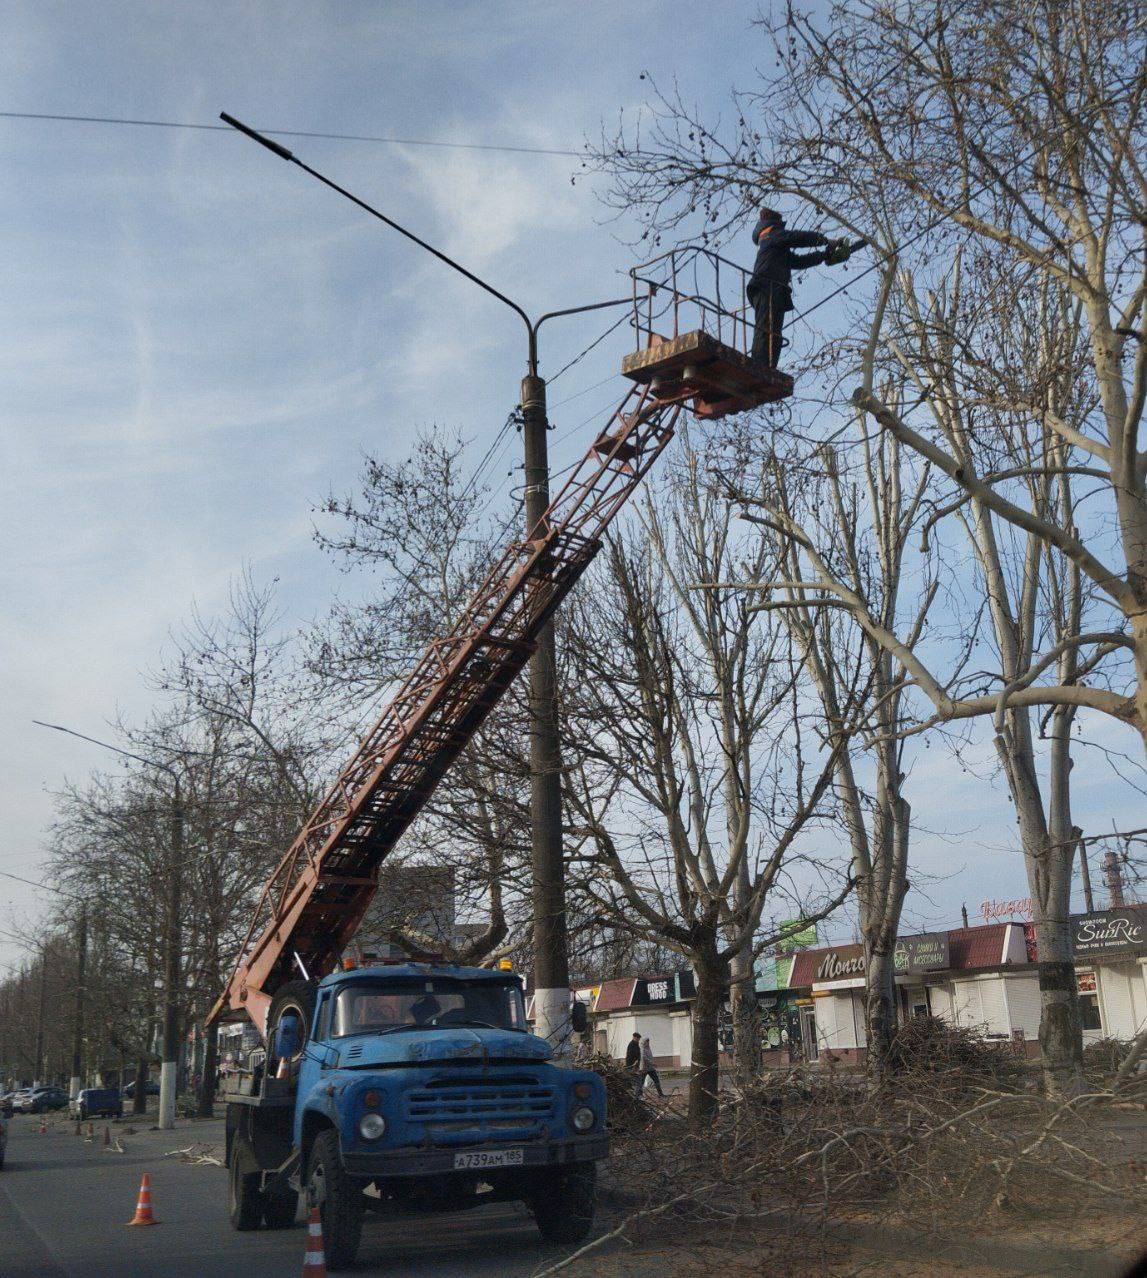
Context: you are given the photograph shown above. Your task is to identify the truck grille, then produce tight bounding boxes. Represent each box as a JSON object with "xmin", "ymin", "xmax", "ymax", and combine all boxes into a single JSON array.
[{"xmin": 404, "ymin": 1074, "xmax": 555, "ymax": 1136}]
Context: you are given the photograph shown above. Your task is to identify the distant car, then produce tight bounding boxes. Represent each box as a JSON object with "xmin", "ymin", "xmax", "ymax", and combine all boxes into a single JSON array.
[
  {"xmin": 70, "ymin": 1087, "xmax": 123, "ymax": 1120},
  {"xmin": 121, "ymin": 1080, "xmax": 160, "ymax": 1099},
  {"xmin": 0, "ymin": 1103, "xmax": 7, "ymax": 1169},
  {"xmin": 22, "ymin": 1086, "xmax": 68, "ymax": 1114}
]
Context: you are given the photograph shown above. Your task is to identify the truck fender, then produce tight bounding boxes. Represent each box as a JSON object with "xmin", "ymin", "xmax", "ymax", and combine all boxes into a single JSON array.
[{"xmin": 299, "ymin": 1098, "xmax": 343, "ymax": 1169}]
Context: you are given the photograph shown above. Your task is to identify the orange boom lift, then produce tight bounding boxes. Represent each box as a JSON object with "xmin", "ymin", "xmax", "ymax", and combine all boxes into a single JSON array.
[{"xmin": 211, "ymin": 238, "xmax": 791, "ymax": 1038}]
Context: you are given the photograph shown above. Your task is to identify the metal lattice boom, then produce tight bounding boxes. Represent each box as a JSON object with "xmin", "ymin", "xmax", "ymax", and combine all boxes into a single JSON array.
[{"xmin": 213, "ymin": 383, "xmax": 686, "ymax": 1034}]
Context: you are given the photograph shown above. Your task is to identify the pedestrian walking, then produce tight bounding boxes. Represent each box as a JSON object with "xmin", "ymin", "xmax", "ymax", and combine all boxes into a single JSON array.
[
  {"xmin": 639, "ymin": 1036, "xmax": 666, "ymax": 1098},
  {"xmin": 626, "ymin": 1031, "xmax": 643, "ymax": 1096}
]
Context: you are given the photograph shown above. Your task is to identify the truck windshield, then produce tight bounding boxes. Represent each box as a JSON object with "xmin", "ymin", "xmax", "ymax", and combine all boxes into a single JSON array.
[{"xmin": 332, "ymin": 979, "xmax": 526, "ymax": 1037}]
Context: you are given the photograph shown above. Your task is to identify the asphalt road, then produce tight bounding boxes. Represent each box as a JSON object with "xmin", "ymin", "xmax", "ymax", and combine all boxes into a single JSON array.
[{"xmin": 0, "ymin": 1112, "xmax": 577, "ymax": 1277}]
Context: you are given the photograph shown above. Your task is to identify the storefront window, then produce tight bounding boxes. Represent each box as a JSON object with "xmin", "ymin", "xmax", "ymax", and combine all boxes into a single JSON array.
[{"xmin": 1079, "ymin": 994, "xmax": 1101, "ymax": 1031}]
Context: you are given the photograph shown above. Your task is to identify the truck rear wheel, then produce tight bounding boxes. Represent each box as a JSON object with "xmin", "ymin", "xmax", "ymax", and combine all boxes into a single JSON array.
[
  {"xmin": 228, "ymin": 1136, "xmax": 265, "ymax": 1231},
  {"xmin": 531, "ymin": 1162, "xmax": 596, "ymax": 1244},
  {"xmin": 262, "ymin": 1182, "xmax": 298, "ymax": 1229},
  {"xmin": 306, "ymin": 1128, "xmax": 363, "ymax": 1270}
]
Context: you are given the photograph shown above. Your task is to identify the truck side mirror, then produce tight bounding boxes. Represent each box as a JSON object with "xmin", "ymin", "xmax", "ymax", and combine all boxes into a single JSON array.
[
  {"xmin": 273, "ymin": 1011, "xmax": 303, "ymax": 1060},
  {"xmin": 570, "ymin": 1001, "xmax": 588, "ymax": 1035}
]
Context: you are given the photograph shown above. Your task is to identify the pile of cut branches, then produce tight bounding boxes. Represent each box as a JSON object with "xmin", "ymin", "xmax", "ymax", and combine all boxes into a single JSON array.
[{"xmin": 541, "ymin": 1050, "xmax": 1146, "ymax": 1276}]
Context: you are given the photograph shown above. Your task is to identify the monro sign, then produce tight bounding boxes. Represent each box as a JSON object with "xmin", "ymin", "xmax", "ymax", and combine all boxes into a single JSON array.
[
  {"xmin": 894, "ymin": 932, "xmax": 950, "ymax": 975},
  {"xmin": 1072, "ymin": 910, "xmax": 1144, "ymax": 958},
  {"xmin": 815, "ymin": 950, "xmax": 866, "ymax": 981}
]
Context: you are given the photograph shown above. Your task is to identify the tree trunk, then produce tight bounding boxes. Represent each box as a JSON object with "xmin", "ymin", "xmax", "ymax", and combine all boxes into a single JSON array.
[
  {"xmin": 998, "ymin": 721, "xmax": 1085, "ymax": 1096},
  {"xmin": 864, "ymin": 949, "xmax": 898, "ymax": 1083},
  {"xmin": 133, "ymin": 1055, "xmax": 149, "ymax": 1115},
  {"xmin": 1032, "ymin": 914, "xmax": 1084, "ymax": 1094},
  {"xmin": 729, "ymin": 951, "xmax": 760, "ymax": 1089},
  {"xmin": 196, "ymin": 1016, "xmax": 218, "ymax": 1118},
  {"xmin": 688, "ymin": 945, "xmax": 727, "ymax": 1130}
]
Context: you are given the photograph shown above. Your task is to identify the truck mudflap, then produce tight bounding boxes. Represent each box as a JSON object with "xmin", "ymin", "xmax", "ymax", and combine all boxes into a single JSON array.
[{"xmin": 342, "ymin": 1135, "xmax": 608, "ymax": 1179}]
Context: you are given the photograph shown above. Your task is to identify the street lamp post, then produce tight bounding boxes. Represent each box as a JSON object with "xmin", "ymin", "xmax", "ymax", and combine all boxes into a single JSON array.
[{"xmin": 219, "ymin": 115, "xmax": 629, "ymax": 1055}]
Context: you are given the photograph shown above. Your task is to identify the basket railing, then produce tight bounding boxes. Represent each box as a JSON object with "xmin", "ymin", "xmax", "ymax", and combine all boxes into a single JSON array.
[{"xmin": 629, "ymin": 245, "xmax": 755, "ymax": 356}]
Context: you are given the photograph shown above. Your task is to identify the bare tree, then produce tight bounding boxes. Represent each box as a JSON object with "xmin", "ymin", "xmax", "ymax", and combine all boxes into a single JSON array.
[
  {"xmin": 721, "ymin": 365, "xmax": 936, "ymax": 1083},
  {"xmin": 562, "ymin": 454, "xmax": 853, "ymax": 1126},
  {"xmin": 590, "ymin": 0, "xmax": 1145, "ymax": 1095}
]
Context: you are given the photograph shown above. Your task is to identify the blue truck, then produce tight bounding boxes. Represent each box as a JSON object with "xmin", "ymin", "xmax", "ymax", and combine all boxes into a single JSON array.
[{"xmin": 223, "ymin": 962, "xmax": 605, "ymax": 1269}]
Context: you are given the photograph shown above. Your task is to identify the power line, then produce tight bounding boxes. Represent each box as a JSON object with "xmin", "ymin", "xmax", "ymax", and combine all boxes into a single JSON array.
[{"xmin": 0, "ymin": 110, "xmax": 582, "ymax": 158}]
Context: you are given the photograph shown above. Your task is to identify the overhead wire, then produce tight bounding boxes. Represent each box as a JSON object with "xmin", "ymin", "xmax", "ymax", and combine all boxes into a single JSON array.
[{"xmin": 0, "ymin": 110, "xmax": 581, "ymax": 157}]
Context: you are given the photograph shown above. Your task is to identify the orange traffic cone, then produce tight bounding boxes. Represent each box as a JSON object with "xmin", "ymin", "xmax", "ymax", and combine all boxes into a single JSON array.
[
  {"xmin": 127, "ymin": 1172, "xmax": 159, "ymax": 1226},
  {"xmin": 103, "ymin": 1124, "xmax": 111, "ymax": 1148},
  {"xmin": 301, "ymin": 1205, "xmax": 328, "ymax": 1276},
  {"xmin": 38, "ymin": 1117, "xmax": 46, "ymax": 1135},
  {"xmin": 85, "ymin": 1121, "xmax": 94, "ymax": 1141}
]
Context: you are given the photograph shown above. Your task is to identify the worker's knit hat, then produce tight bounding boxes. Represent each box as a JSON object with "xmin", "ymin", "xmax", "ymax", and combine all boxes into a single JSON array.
[{"xmin": 753, "ymin": 207, "xmax": 784, "ymax": 242}]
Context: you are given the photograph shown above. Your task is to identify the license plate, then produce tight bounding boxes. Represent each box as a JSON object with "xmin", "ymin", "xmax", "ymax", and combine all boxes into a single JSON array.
[{"xmin": 453, "ymin": 1148, "xmax": 524, "ymax": 1170}]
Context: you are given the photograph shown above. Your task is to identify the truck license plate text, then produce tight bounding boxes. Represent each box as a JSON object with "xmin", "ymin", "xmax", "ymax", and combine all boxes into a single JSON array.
[{"xmin": 453, "ymin": 1148, "xmax": 525, "ymax": 1170}]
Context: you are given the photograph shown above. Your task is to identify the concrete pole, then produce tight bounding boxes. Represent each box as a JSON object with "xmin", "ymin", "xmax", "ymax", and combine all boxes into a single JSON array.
[
  {"xmin": 69, "ymin": 906, "xmax": 87, "ymax": 1100},
  {"xmin": 158, "ymin": 780, "xmax": 184, "ymax": 1130},
  {"xmin": 521, "ymin": 373, "xmax": 571, "ymax": 1056},
  {"xmin": 1075, "ymin": 827, "xmax": 1095, "ymax": 913}
]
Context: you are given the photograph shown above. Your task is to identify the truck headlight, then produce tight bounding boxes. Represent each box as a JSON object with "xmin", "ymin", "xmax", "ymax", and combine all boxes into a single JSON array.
[
  {"xmin": 570, "ymin": 1105, "xmax": 596, "ymax": 1133},
  {"xmin": 358, "ymin": 1112, "xmax": 387, "ymax": 1141}
]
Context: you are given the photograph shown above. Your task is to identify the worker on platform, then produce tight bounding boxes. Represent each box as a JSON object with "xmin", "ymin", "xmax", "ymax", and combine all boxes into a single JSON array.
[{"xmin": 747, "ymin": 208, "xmax": 852, "ymax": 368}]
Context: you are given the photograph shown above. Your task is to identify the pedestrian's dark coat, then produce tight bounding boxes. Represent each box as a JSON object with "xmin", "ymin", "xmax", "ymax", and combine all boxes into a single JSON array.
[{"xmin": 625, "ymin": 1038, "xmax": 641, "ymax": 1069}]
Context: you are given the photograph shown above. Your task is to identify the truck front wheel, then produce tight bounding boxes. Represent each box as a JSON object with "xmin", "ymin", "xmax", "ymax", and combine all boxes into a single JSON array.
[
  {"xmin": 306, "ymin": 1129, "xmax": 363, "ymax": 1270},
  {"xmin": 228, "ymin": 1137, "xmax": 264, "ymax": 1231},
  {"xmin": 530, "ymin": 1162, "xmax": 596, "ymax": 1244}
]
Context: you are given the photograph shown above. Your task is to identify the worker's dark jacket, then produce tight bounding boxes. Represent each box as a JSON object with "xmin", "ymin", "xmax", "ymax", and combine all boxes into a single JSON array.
[
  {"xmin": 749, "ymin": 222, "xmax": 830, "ymax": 310},
  {"xmin": 625, "ymin": 1040, "xmax": 641, "ymax": 1069}
]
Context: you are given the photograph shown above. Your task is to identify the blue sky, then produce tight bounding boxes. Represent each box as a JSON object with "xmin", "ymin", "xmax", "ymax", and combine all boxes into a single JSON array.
[{"xmin": 1, "ymin": 1, "xmax": 1140, "ymax": 973}]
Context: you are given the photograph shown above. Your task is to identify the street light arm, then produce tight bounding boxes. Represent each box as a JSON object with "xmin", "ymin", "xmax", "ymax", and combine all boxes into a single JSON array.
[
  {"xmin": 529, "ymin": 297, "xmax": 632, "ymax": 375},
  {"xmin": 219, "ymin": 111, "xmax": 533, "ymax": 343}
]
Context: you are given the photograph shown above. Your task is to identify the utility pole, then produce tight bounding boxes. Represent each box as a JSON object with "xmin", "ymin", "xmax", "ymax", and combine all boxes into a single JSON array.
[
  {"xmin": 69, "ymin": 906, "xmax": 88, "ymax": 1099},
  {"xmin": 158, "ymin": 777, "xmax": 184, "ymax": 1130},
  {"xmin": 1075, "ymin": 827, "xmax": 1095, "ymax": 913},
  {"xmin": 34, "ymin": 947, "xmax": 47, "ymax": 1087},
  {"xmin": 521, "ymin": 373, "xmax": 571, "ymax": 1053}
]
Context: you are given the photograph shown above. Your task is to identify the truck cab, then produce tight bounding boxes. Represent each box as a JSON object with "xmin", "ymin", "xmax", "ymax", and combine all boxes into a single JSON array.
[{"xmin": 223, "ymin": 962, "xmax": 606, "ymax": 1269}]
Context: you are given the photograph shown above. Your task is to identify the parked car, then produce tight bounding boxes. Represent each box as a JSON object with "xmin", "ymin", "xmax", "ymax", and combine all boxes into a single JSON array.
[
  {"xmin": 122, "ymin": 1080, "xmax": 160, "ymax": 1099},
  {"xmin": 0, "ymin": 1091, "xmax": 23, "ymax": 1111},
  {"xmin": 21, "ymin": 1086, "xmax": 69, "ymax": 1114},
  {"xmin": 70, "ymin": 1087, "xmax": 123, "ymax": 1120}
]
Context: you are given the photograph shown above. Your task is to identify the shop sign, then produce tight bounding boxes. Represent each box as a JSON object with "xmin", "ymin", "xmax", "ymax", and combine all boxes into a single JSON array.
[
  {"xmin": 894, "ymin": 932, "xmax": 950, "ymax": 974},
  {"xmin": 1072, "ymin": 909, "xmax": 1144, "ymax": 958},
  {"xmin": 634, "ymin": 976, "xmax": 675, "ymax": 1004},
  {"xmin": 815, "ymin": 950, "xmax": 866, "ymax": 981},
  {"xmin": 979, "ymin": 897, "xmax": 1033, "ymax": 923}
]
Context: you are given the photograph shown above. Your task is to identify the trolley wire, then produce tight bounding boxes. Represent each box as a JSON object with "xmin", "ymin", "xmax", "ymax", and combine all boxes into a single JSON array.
[{"xmin": 0, "ymin": 109, "xmax": 581, "ymax": 157}]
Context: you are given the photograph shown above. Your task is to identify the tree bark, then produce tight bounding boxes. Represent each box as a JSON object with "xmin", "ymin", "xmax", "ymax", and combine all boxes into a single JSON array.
[
  {"xmin": 133, "ymin": 1055, "xmax": 148, "ymax": 1116},
  {"xmin": 196, "ymin": 1014, "xmax": 217, "ymax": 1118},
  {"xmin": 729, "ymin": 957, "xmax": 760, "ymax": 1089},
  {"xmin": 689, "ymin": 943, "xmax": 727, "ymax": 1130}
]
